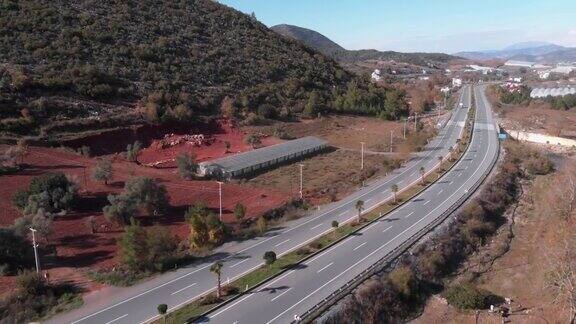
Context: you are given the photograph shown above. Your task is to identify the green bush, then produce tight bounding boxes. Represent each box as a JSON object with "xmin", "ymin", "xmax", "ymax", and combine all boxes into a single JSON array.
[
  {"xmin": 176, "ymin": 153, "xmax": 198, "ymax": 180},
  {"xmin": 444, "ymin": 283, "xmax": 487, "ymax": 310},
  {"xmin": 12, "ymin": 172, "xmax": 78, "ymax": 214},
  {"xmin": 0, "ymin": 271, "xmax": 82, "ymax": 323},
  {"xmin": 103, "ymin": 177, "xmax": 170, "ymax": 224}
]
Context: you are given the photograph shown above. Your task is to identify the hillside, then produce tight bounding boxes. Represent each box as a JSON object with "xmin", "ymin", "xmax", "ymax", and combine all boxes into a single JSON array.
[
  {"xmin": 271, "ymin": 24, "xmax": 344, "ymax": 56},
  {"xmin": 455, "ymin": 42, "xmax": 573, "ymax": 62},
  {"xmin": 0, "ymin": 0, "xmax": 392, "ymax": 141},
  {"xmin": 271, "ymin": 24, "xmax": 456, "ymax": 67}
]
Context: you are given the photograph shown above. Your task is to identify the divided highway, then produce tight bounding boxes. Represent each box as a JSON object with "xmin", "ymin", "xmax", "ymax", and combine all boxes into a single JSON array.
[
  {"xmin": 52, "ymin": 86, "xmax": 475, "ymax": 324},
  {"xmin": 198, "ymin": 84, "xmax": 499, "ymax": 323}
]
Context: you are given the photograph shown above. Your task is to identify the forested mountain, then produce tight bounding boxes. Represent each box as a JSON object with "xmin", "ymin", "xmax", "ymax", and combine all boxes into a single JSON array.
[
  {"xmin": 455, "ymin": 42, "xmax": 571, "ymax": 62},
  {"xmin": 0, "ymin": 0, "xmax": 408, "ymax": 140},
  {"xmin": 271, "ymin": 24, "xmax": 456, "ymax": 66},
  {"xmin": 271, "ymin": 24, "xmax": 345, "ymax": 56}
]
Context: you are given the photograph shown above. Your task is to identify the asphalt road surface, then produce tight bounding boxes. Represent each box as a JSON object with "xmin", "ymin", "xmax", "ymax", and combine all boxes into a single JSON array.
[
  {"xmin": 196, "ymin": 84, "xmax": 499, "ymax": 324},
  {"xmin": 52, "ymin": 86, "xmax": 476, "ymax": 324}
]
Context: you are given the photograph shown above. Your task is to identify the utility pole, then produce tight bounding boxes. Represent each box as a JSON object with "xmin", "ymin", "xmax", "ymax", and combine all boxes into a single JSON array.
[
  {"xmin": 414, "ymin": 113, "xmax": 418, "ymax": 132},
  {"xmin": 360, "ymin": 142, "xmax": 365, "ymax": 171},
  {"xmin": 403, "ymin": 119, "xmax": 407, "ymax": 139},
  {"xmin": 390, "ymin": 130, "xmax": 394, "ymax": 153},
  {"xmin": 298, "ymin": 164, "xmax": 304, "ymax": 200},
  {"xmin": 29, "ymin": 227, "xmax": 40, "ymax": 274},
  {"xmin": 217, "ymin": 181, "xmax": 223, "ymax": 221}
]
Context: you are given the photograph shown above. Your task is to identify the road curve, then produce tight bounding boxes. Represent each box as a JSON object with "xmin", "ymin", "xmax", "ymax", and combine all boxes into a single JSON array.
[
  {"xmin": 196, "ymin": 84, "xmax": 499, "ymax": 324},
  {"xmin": 51, "ymin": 87, "xmax": 474, "ymax": 324}
]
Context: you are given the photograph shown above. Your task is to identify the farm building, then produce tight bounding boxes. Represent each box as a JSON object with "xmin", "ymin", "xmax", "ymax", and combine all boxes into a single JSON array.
[
  {"xmin": 531, "ymin": 86, "xmax": 576, "ymax": 98},
  {"xmin": 198, "ymin": 136, "xmax": 329, "ymax": 179}
]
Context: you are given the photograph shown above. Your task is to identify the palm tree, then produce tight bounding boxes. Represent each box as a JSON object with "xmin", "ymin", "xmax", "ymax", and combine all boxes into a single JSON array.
[
  {"xmin": 390, "ymin": 184, "xmax": 399, "ymax": 204},
  {"xmin": 263, "ymin": 251, "xmax": 277, "ymax": 270},
  {"xmin": 210, "ymin": 261, "xmax": 223, "ymax": 299},
  {"xmin": 355, "ymin": 200, "xmax": 365, "ymax": 222},
  {"xmin": 419, "ymin": 166, "xmax": 426, "ymax": 184},
  {"xmin": 157, "ymin": 304, "xmax": 168, "ymax": 323},
  {"xmin": 331, "ymin": 220, "xmax": 339, "ymax": 238}
]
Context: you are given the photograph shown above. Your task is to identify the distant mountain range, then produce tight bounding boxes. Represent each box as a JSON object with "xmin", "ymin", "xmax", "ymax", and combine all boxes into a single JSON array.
[
  {"xmin": 456, "ymin": 42, "xmax": 576, "ymax": 63},
  {"xmin": 271, "ymin": 24, "xmax": 456, "ymax": 67}
]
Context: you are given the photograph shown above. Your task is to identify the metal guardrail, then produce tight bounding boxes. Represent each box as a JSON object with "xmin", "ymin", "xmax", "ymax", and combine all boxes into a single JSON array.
[{"xmin": 299, "ymin": 88, "xmax": 500, "ymax": 324}]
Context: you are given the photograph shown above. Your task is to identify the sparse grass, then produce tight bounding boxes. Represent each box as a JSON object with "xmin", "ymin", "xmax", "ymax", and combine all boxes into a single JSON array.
[
  {"xmin": 247, "ymin": 149, "xmax": 402, "ymax": 204},
  {"xmin": 87, "ymin": 269, "xmax": 152, "ymax": 287}
]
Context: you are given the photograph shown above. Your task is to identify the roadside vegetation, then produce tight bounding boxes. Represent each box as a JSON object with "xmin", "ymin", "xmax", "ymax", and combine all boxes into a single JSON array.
[
  {"xmin": 322, "ymin": 141, "xmax": 553, "ymax": 323},
  {"xmin": 492, "ymin": 84, "xmax": 576, "ymax": 110},
  {"xmin": 0, "ymin": 271, "xmax": 83, "ymax": 323}
]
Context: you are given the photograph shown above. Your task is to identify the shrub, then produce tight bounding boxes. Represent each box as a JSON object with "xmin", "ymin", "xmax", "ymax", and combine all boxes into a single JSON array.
[
  {"xmin": 13, "ymin": 172, "xmax": 78, "ymax": 214},
  {"xmin": 388, "ymin": 266, "xmax": 417, "ymax": 299},
  {"xmin": 125, "ymin": 141, "xmax": 142, "ymax": 163},
  {"xmin": 0, "ymin": 228, "xmax": 32, "ymax": 274},
  {"xmin": 222, "ymin": 285, "xmax": 239, "ymax": 296},
  {"xmin": 186, "ymin": 203, "xmax": 227, "ymax": 249},
  {"xmin": 118, "ymin": 222, "xmax": 180, "ymax": 272},
  {"xmin": 234, "ymin": 203, "xmax": 246, "ymax": 222},
  {"xmin": 0, "ymin": 270, "xmax": 82, "ymax": 323},
  {"xmin": 122, "ymin": 177, "xmax": 169, "ymax": 218},
  {"xmin": 91, "ymin": 158, "xmax": 113, "ymax": 185},
  {"xmin": 199, "ymin": 293, "xmax": 221, "ymax": 305},
  {"xmin": 444, "ymin": 283, "xmax": 487, "ymax": 310},
  {"xmin": 245, "ymin": 134, "xmax": 262, "ymax": 148},
  {"xmin": 176, "ymin": 153, "xmax": 197, "ymax": 180},
  {"xmin": 257, "ymin": 104, "xmax": 277, "ymax": 119}
]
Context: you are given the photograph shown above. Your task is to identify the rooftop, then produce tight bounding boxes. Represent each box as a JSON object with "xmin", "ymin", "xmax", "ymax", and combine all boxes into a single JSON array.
[{"xmin": 199, "ymin": 136, "xmax": 329, "ymax": 174}]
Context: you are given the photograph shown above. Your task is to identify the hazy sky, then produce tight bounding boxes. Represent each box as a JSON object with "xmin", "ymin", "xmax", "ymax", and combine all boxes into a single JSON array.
[{"xmin": 220, "ymin": 0, "xmax": 576, "ymax": 53}]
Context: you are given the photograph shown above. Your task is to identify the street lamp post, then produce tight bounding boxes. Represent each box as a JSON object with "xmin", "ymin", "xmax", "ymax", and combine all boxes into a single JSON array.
[
  {"xmin": 360, "ymin": 142, "xmax": 365, "ymax": 171},
  {"xmin": 298, "ymin": 164, "xmax": 304, "ymax": 200},
  {"xmin": 217, "ymin": 181, "xmax": 223, "ymax": 221},
  {"xmin": 29, "ymin": 227, "xmax": 40, "ymax": 274},
  {"xmin": 403, "ymin": 119, "xmax": 407, "ymax": 139},
  {"xmin": 390, "ymin": 130, "xmax": 394, "ymax": 153}
]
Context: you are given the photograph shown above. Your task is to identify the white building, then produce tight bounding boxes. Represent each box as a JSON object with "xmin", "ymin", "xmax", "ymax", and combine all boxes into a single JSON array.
[
  {"xmin": 550, "ymin": 65, "xmax": 575, "ymax": 75},
  {"xmin": 452, "ymin": 78, "xmax": 462, "ymax": 87},
  {"xmin": 530, "ymin": 87, "xmax": 576, "ymax": 98},
  {"xmin": 504, "ymin": 60, "xmax": 536, "ymax": 68},
  {"xmin": 371, "ymin": 69, "xmax": 382, "ymax": 82},
  {"xmin": 538, "ymin": 71, "xmax": 551, "ymax": 79},
  {"xmin": 468, "ymin": 65, "xmax": 495, "ymax": 74}
]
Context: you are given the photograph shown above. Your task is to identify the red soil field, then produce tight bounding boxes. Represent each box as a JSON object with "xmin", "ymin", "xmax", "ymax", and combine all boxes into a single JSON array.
[
  {"xmin": 137, "ymin": 119, "xmax": 281, "ymax": 167},
  {"xmin": 0, "ymin": 145, "xmax": 287, "ymax": 293}
]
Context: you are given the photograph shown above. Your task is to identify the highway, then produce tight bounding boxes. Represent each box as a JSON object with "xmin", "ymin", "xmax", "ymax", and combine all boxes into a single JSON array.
[
  {"xmin": 51, "ymin": 86, "xmax": 475, "ymax": 324},
  {"xmin": 196, "ymin": 84, "xmax": 499, "ymax": 324}
]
